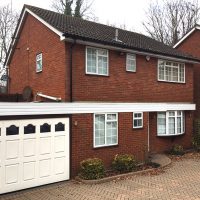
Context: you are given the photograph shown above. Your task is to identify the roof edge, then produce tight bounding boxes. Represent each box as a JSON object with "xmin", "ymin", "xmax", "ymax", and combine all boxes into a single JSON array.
[
  {"xmin": 173, "ymin": 26, "xmax": 200, "ymax": 48},
  {"xmin": 5, "ymin": 5, "xmax": 64, "ymax": 66}
]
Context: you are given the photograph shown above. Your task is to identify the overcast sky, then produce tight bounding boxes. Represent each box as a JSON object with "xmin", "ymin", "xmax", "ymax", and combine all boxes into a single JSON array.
[{"xmin": 0, "ymin": 0, "xmax": 156, "ymax": 33}]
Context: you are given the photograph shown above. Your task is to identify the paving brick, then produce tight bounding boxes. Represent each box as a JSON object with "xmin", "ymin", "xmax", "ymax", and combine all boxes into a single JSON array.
[{"xmin": 1, "ymin": 157, "xmax": 200, "ymax": 200}]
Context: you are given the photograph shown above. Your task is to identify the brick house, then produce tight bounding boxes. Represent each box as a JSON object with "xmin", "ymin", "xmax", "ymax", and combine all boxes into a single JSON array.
[
  {"xmin": 174, "ymin": 25, "xmax": 200, "ymax": 118},
  {"xmin": 4, "ymin": 5, "xmax": 200, "ymax": 180}
]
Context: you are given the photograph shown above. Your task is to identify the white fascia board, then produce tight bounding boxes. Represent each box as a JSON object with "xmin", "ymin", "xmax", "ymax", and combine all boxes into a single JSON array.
[
  {"xmin": 25, "ymin": 8, "xmax": 63, "ymax": 38},
  {"xmin": 0, "ymin": 102, "xmax": 195, "ymax": 116},
  {"xmin": 173, "ymin": 27, "xmax": 200, "ymax": 48},
  {"xmin": 5, "ymin": 8, "xmax": 64, "ymax": 66}
]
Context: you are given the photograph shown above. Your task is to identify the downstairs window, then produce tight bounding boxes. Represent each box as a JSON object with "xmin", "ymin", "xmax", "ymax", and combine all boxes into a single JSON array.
[
  {"xmin": 157, "ymin": 111, "xmax": 185, "ymax": 136},
  {"xmin": 94, "ymin": 113, "xmax": 118, "ymax": 147}
]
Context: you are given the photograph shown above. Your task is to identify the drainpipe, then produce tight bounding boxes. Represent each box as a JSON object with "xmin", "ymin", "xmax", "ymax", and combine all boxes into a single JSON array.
[
  {"xmin": 65, "ymin": 38, "xmax": 76, "ymax": 179},
  {"xmin": 69, "ymin": 40, "xmax": 76, "ymax": 102}
]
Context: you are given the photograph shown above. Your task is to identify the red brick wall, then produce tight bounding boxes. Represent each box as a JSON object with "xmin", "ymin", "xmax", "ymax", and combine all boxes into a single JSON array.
[
  {"xmin": 149, "ymin": 111, "xmax": 193, "ymax": 153},
  {"xmin": 71, "ymin": 112, "xmax": 148, "ymax": 177},
  {"xmin": 176, "ymin": 30, "xmax": 200, "ymax": 118},
  {"xmin": 9, "ymin": 14, "xmax": 68, "ymax": 100},
  {"xmin": 71, "ymin": 44, "xmax": 194, "ymax": 102}
]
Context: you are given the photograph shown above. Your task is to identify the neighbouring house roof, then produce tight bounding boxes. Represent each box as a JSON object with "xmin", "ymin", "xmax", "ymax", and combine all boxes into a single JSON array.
[
  {"xmin": 173, "ymin": 24, "xmax": 200, "ymax": 48},
  {"xmin": 5, "ymin": 5, "xmax": 200, "ymax": 66}
]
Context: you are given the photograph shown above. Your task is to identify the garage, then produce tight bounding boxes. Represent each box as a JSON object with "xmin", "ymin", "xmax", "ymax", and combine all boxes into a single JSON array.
[{"xmin": 0, "ymin": 118, "xmax": 70, "ymax": 194}]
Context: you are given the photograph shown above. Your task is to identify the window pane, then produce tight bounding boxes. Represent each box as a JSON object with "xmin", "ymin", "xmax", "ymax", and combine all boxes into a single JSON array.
[
  {"xmin": 159, "ymin": 64, "xmax": 164, "ymax": 80},
  {"xmin": 36, "ymin": 53, "xmax": 42, "ymax": 72},
  {"xmin": 107, "ymin": 114, "xmax": 117, "ymax": 121},
  {"xmin": 177, "ymin": 117, "xmax": 181, "ymax": 133},
  {"xmin": 157, "ymin": 113, "xmax": 166, "ymax": 134},
  {"xmin": 95, "ymin": 114, "xmax": 105, "ymax": 146},
  {"xmin": 172, "ymin": 67, "xmax": 178, "ymax": 82},
  {"xmin": 179, "ymin": 66, "xmax": 184, "ymax": 82},
  {"xmin": 106, "ymin": 121, "xmax": 117, "ymax": 145},
  {"xmin": 98, "ymin": 56, "xmax": 108, "ymax": 75},
  {"xmin": 169, "ymin": 117, "xmax": 175, "ymax": 134},
  {"xmin": 182, "ymin": 112, "xmax": 185, "ymax": 133},
  {"xmin": 87, "ymin": 48, "xmax": 97, "ymax": 73},
  {"xmin": 169, "ymin": 111, "xmax": 175, "ymax": 116},
  {"xmin": 98, "ymin": 49, "xmax": 107, "ymax": 56}
]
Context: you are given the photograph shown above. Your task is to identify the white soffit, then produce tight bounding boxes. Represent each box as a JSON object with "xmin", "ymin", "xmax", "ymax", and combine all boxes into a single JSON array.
[{"xmin": 0, "ymin": 102, "xmax": 195, "ymax": 116}]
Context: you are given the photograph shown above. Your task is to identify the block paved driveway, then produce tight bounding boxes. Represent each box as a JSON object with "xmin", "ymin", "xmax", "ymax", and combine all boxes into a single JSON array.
[{"xmin": 1, "ymin": 155, "xmax": 200, "ymax": 200}]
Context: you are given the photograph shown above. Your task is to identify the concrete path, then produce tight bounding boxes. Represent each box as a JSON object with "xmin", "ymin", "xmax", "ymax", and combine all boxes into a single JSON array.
[
  {"xmin": 1, "ymin": 155, "xmax": 200, "ymax": 200},
  {"xmin": 150, "ymin": 153, "xmax": 171, "ymax": 167}
]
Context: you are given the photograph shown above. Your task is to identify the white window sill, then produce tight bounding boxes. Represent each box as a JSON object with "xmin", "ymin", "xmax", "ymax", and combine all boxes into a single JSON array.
[
  {"xmin": 93, "ymin": 143, "xmax": 118, "ymax": 149},
  {"xmin": 133, "ymin": 126, "xmax": 143, "ymax": 129},
  {"xmin": 157, "ymin": 79, "xmax": 185, "ymax": 84},
  {"xmin": 86, "ymin": 72, "xmax": 109, "ymax": 77},
  {"xmin": 157, "ymin": 132, "xmax": 185, "ymax": 137}
]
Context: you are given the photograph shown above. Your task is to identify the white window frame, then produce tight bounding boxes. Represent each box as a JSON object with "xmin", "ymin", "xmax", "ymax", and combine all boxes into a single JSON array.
[
  {"xmin": 36, "ymin": 53, "xmax": 43, "ymax": 73},
  {"xmin": 126, "ymin": 53, "xmax": 136, "ymax": 72},
  {"xmin": 157, "ymin": 111, "xmax": 185, "ymax": 136},
  {"xmin": 133, "ymin": 112, "xmax": 143, "ymax": 128},
  {"xmin": 86, "ymin": 46, "xmax": 109, "ymax": 76},
  {"xmin": 93, "ymin": 113, "xmax": 118, "ymax": 148},
  {"xmin": 157, "ymin": 60, "xmax": 185, "ymax": 83}
]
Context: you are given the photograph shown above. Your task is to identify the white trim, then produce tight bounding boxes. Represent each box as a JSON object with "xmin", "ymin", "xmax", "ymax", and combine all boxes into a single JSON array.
[
  {"xmin": 0, "ymin": 102, "xmax": 195, "ymax": 116},
  {"xmin": 126, "ymin": 53, "xmax": 136, "ymax": 72},
  {"xmin": 25, "ymin": 8, "xmax": 63, "ymax": 38},
  {"xmin": 133, "ymin": 112, "xmax": 143, "ymax": 128},
  {"xmin": 63, "ymin": 38, "xmax": 200, "ymax": 64},
  {"xmin": 5, "ymin": 8, "xmax": 64, "ymax": 66},
  {"xmin": 173, "ymin": 26, "xmax": 200, "ymax": 48},
  {"xmin": 157, "ymin": 59, "xmax": 185, "ymax": 84},
  {"xmin": 85, "ymin": 46, "xmax": 109, "ymax": 76},
  {"xmin": 93, "ymin": 113, "xmax": 118, "ymax": 148}
]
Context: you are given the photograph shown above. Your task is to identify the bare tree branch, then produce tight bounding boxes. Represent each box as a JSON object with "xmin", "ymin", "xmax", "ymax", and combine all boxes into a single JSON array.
[
  {"xmin": 0, "ymin": 4, "xmax": 19, "ymax": 87},
  {"xmin": 51, "ymin": 0, "xmax": 95, "ymax": 20},
  {"xmin": 143, "ymin": 0, "xmax": 200, "ymax": 46}
]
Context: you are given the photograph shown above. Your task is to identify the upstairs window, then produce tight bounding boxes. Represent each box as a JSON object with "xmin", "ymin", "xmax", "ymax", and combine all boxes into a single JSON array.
[
  {"xmin": 36, "ymin": 53, "xmax": 43, "ymax": 73},
  {"xmin": 86, "ymin": 47, "xmax": 108, "ymax": 76},
  {"xmin": 157, "ymin": 111, "xmax": 185, "ymax": 136},
  {"xmin": 158, "ymin": 60, "xmax": 185, "ymax": 83},
  {"xmin": 126, "ymin": 54, "xmax": 136, "ymax": 72}
]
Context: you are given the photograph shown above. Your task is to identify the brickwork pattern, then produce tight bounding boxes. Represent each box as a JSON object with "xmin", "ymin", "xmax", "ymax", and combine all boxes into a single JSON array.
[
  {"xmin": 149, "ymin": 112, "xmax": 193, "ymax": 153},
  {"xmin": 2, "ymin": 158, "xmax": 200, "ymax": 200},
  {"xmin": 176, "ymin": 30, "xmax": 200, "ymax": 118},
  {"xmin": 71, "ymin": 113, "xmax": 149, "ymax": 177},
  {"xmin": 9, "ymin": 14, "xmax": 67, "ymax": 100}
]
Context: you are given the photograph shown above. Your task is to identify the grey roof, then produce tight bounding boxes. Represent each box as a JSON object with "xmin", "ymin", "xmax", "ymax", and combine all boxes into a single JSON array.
[{"xmin": 15, "ymin": 5, "xmax": 200, "ymax": 62}]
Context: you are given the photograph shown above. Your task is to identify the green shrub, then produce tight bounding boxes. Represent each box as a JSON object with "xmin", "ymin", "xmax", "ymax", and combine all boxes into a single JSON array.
[
  {"xmin": 79, "ymin": 158, "xmax": 105, "ymax": 180},
  {"xmin": 170, "ymin": 144, "xmax": 184, "ymax": 155},
  {"xmin": 192, "ymin": 133, "xmax": 200, "ymax": 151},
  {"xmin": 112, "ymin": 154, "xmax": 136, "ymax": 173}
]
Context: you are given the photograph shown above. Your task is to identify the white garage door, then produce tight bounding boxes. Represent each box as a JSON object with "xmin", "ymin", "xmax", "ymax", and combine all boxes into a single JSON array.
[{"xmin": 0, "ymin": 118, "xmax": 70, "ymax": 194}]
